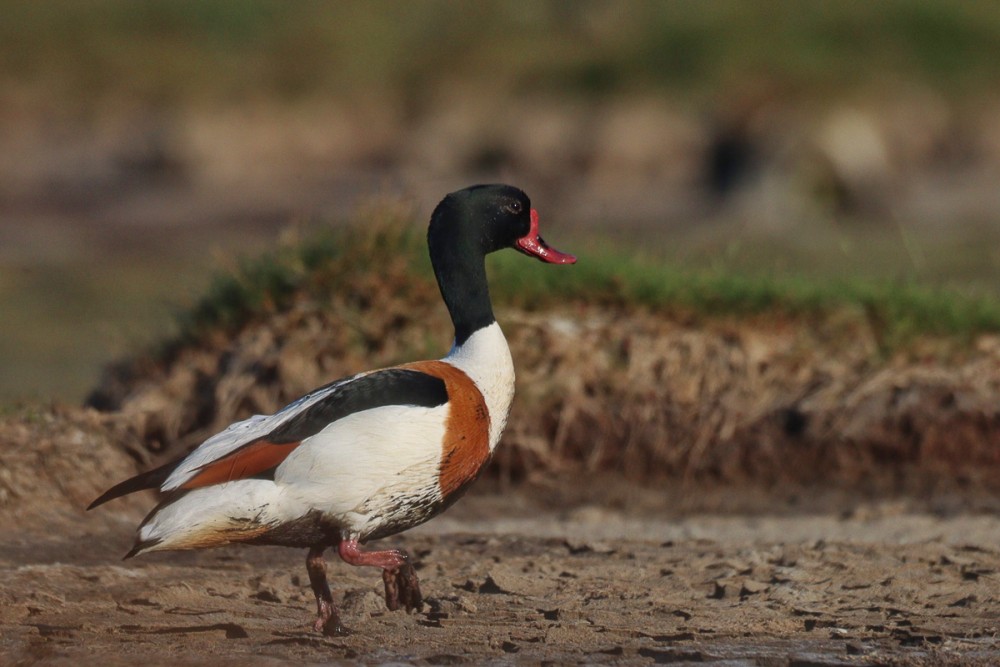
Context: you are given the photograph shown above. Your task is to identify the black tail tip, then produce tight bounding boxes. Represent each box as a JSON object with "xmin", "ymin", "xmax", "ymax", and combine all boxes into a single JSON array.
[
  {"xmin": 123, "ymin": 537, "xmax": 161, "ymax": 560},
  {"xmin": 87, "ymin": 486, "xmax": 124, "ymax": 511}
]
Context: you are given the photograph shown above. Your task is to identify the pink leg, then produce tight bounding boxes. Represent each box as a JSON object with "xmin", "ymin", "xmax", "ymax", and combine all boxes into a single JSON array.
[
  {"xmin": 306, "ymin": 547, "xmax": 345, "ymax": 636},
  {"xmin": 337, "ymin": 539, "xmax": 423, "ymax": 613}
]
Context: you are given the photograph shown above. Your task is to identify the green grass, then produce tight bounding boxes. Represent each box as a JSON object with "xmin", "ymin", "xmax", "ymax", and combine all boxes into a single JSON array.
[
  {"xmin": 175, "ymin": 209, "xmax": 427, "ymax": 341},
  {"xmin": 5, "ymin": 212, "xmax": 999, "ymax": 405},
  {"xmin": 490, "ymin": 248, "xmax": 1000, "ymax": 351},
  {"xmin": 4, "ymin": 1, "xmax": 1000, "ymax": 109},
  {"xmin": 177, "ymin": 216, "xmax": 1000, "ymax": 356}
]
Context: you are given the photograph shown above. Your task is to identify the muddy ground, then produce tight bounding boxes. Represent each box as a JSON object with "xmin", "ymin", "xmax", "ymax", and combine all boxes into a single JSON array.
[
  {"xmin": 4, "ymin": 299, "xmax": 1000, "ymax": 664},
  {"xmin": 2, "ymin": 484, "xmax": 999, "ymax": 666}
]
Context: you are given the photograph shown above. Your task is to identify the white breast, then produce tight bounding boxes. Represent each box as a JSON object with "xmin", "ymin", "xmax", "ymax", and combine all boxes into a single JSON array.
[{"xmin": 443, "ymin": 321, "xmax": 515, "ymax": 451}]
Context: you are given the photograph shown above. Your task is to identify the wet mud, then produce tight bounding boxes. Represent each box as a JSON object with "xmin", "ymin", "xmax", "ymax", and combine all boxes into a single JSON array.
[{"xmin": 3, "ymin": 493, "xmax": 998, "ymax": 666}]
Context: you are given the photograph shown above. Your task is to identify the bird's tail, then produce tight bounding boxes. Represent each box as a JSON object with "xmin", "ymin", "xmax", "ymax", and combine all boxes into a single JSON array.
[
  {"xmin": 88, "ymin": 457, "xmax": 184, "ymax": 510},
  {"xmin": 125, "ymin": 480, "xmax": 287, "ymax": 558}
]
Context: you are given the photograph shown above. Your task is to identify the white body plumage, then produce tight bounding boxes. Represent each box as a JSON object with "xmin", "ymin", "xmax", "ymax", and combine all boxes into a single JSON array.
[{"xmin": 134, "ymin": 322, "xmax": 515, "ymax": 555}]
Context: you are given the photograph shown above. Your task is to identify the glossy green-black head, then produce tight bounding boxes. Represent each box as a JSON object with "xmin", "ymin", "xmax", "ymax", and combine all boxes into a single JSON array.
[
  {"xmin": 428, "ymin": 184, "xmax": 576, "ymax": 264},
  {"xmin": 427, "ymin": 184, "xmax": 576, "ymax": 346}
]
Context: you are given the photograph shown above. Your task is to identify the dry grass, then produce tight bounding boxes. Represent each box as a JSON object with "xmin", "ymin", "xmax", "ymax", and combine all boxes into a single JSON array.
[{"xmin": 84, "ymin": 219, "xmax": 1000, "ymax": 496}]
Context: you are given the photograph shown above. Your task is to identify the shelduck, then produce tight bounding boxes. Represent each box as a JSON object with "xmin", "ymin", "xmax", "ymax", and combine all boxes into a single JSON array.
[{"xmin": 89, "ymin": 184, "xmax": 576, "ymax": 634}]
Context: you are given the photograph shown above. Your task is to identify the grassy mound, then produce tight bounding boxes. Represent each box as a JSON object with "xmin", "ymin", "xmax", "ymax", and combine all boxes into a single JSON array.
[
  {"xmin": 156, "ymin": 207, "xmax": 1000, "ymax": 354},
  {"xmin": 88, "ymin": 212, "xmax": 1000, "ymax": 495}
]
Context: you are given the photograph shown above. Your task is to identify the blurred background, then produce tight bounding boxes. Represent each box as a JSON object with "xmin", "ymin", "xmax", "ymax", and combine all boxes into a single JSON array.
[{"xmin": 3, "ymin": 0, "xmax": 1000, "ymax": 402}]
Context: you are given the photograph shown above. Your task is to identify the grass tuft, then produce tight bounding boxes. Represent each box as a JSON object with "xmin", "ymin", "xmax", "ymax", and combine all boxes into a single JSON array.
[
  {"xmin": 174, "ymin": 213, "xmax": 1000, "ymax": 354},
  {"xmin": 492, "ymin": 246, "xmax": 1000, "ymax": 351},
  {"xmin": 174, "ymin": 204, "xmax": 426, "ymax": 342}
]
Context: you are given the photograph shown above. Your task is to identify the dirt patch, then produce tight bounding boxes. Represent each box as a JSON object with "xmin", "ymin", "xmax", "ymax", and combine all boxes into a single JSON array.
[
  {"xmin": 2, "ymin": 492, "xmax": 999, "ymax": 666},
  {"xmin": 1, "ymin": 393, "xmax": 998, "ymax": 664},
  {"xmin": 0, "ymin": 406, "xmax": 149, "ymax": 531}
]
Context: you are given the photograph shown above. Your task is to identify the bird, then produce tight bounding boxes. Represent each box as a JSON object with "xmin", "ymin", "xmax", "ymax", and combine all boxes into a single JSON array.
[{"xmin": 88, "ymin": 184, "xmax": 576, "ymax": 635}]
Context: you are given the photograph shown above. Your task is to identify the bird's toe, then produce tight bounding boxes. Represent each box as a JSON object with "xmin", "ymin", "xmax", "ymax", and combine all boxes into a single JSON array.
[{"xmin": 383, "ymin": 562, "xmax": 423, "ymax": 613}]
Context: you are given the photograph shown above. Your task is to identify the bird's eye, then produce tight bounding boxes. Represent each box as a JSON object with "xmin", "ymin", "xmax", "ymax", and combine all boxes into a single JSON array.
[{"xmin": 505, "ymin": 201, "xmax": 522, "ymax": 215}]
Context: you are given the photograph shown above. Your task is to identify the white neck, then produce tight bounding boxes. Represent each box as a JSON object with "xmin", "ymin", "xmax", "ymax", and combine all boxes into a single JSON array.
[{"xmin": 444, "ymin": 321, "xmax": 515, "ymax": 452}]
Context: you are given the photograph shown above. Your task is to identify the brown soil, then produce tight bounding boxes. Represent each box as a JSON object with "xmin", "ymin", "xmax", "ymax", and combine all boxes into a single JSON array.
[
  {"xmin": 2, "ymin": 405, "xmax": 1000, "ymax": 665},
  {"xmin": 3, "ymin": 486, "xmax": 1000, "ymax": 666}
]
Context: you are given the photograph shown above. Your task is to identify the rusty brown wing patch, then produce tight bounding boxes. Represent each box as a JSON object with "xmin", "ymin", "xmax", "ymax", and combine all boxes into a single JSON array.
[
  {"xmin": 180, "ymin": 440, "xmax": 301, "ymax": 490},
  {"xmin": 403, "ymin": 360, "xmax": 491, "ymax": 497}
]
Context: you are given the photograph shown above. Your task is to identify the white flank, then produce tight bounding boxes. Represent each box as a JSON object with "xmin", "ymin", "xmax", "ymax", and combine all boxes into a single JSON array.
[
  {"xmin": 444, "ymin": 321, "xmax": 515, "ymax": 451},
  {"xmin": 136, "ymin": 480, "xmax": 289, "ymax": 554},
  {"xmin": 139, "ymin": 404, "xmax": 449, "ymax": 549},
  {"xmin": 274, "ymin": 403, "xmax": 449, "ymax": 537}
]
